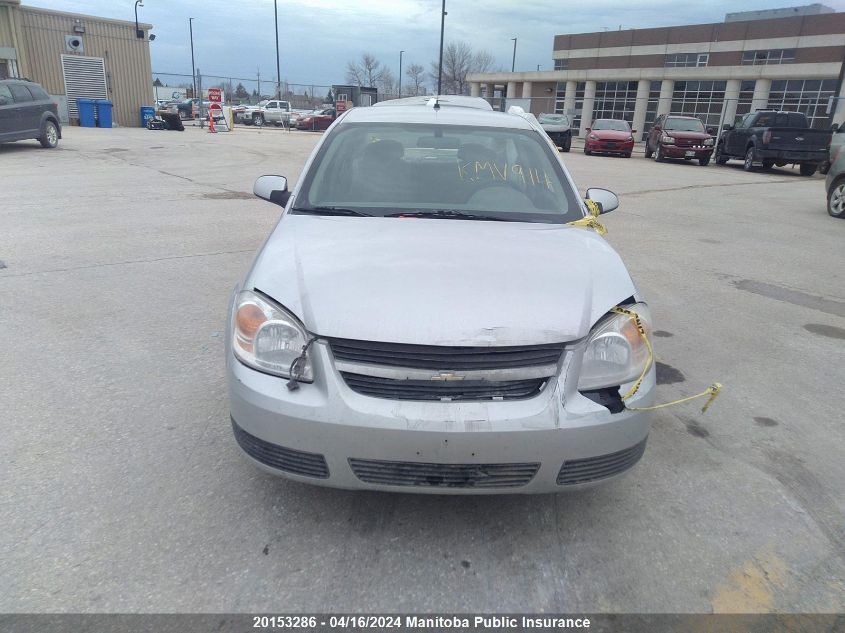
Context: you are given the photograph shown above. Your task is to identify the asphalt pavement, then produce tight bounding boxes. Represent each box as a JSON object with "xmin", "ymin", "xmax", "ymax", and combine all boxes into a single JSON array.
[{"xmin": 1, "ymin": 124, "xmax": 844, "ymax": 613}]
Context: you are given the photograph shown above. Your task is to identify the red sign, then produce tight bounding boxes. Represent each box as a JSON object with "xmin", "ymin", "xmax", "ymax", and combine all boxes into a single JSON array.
[
  {"xmin": 208, "ymin": 87, "xmax": 222, "ymax": 103},
  {"xmin": 336, "ymin": 100, "xmax": 347, "ymax": 113}
]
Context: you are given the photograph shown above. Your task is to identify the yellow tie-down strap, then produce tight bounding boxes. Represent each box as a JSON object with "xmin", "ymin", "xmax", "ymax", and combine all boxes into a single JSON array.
[
  {"xmin": 610, "ymin": 305, "xmax": 723, "ymax": 414},
  {"xmin": 568, "ymin": 199, "xmax": 607, "ymax": 235}
]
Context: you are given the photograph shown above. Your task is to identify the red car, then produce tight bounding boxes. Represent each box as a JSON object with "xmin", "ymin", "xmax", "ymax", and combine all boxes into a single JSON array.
[
  {"xmin": 645, "ymin": 115, "xmax": 714, "ymax": 166},
  {"xmin": 296, "ymin": 108, "xmax": 336, "ymax": 131},
  {"xmin": 583, "ymin": 119, "xmax": 635, "ymax": 157}
]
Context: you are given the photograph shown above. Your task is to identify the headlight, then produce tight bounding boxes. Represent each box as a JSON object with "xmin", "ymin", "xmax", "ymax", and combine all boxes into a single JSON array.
[
  {"xmin": 661, "ymin": 134, "xmax": 675, "ymax": 145},
  {"xmin": 577, "ymin": 303, "xmax": 652, "ymax": 391},
  {"xmin": 627, "ymin": 136, "xmax": 634, "ymax": 142},
  {"xmin": 589, "ymin": 134, "xmax": 598, "ymax": 140},
  {"xmin": 703, "ymin": 138, "xmax": 714, "ymax": 146},
  {"xmin": 232, "ymin": 290, "xmax": 313, "ymax": 380}
]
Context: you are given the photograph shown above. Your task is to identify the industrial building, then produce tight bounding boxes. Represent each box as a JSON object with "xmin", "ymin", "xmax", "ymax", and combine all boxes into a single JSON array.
[
  {"xmin": 0, "ymin": 0, "xmax": 153, "ymax": 127},
  {"xmin": 468, "ymin": 4, "xmax": 845, "ymax": 139}
]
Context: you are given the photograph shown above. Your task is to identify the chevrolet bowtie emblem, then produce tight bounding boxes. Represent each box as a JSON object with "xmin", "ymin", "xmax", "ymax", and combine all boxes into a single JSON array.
[{"xmin": 430, "ymin": 372, "xmax": 465, "ymax": 381}]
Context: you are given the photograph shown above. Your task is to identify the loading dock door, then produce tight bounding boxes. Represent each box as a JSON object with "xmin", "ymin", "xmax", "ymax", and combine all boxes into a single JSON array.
[{"xmin": 61, "ymin": 54, "xmax": 107, "ymax": 119}]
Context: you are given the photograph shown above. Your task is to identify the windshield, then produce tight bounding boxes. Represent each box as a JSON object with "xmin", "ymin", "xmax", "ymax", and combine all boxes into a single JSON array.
[
  {"xmin": 665, "ymin": 118, "xmax": 705, "ymax": 132},
  {"xmin": 257, "ymin": 100, "xmax": 270, "ymax": 107},
  {"xmin": 592, "ymin": 119, "xmax": 629, "ymax": 131},
  {"xmin": 539, "ymin": 114, "xmax": 569, "ymax": 125},
  {"xmin": 294, "ymin": 122, "xmax": 581, "ymax": 223}
]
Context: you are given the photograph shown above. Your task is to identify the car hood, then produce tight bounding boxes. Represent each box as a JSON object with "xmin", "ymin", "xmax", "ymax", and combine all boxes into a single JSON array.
[
  {"xmin": 592, "ymin": 130, "xmax": 632, "ymax": 140},
  {"xmin": 665, "ymin": 130, "xmax": 710, "ymax": 141},
  {"xmin": 247, "ymin": 215, "xmax": 637, "ymax": 346},
  {"xmin": 541, "ymin": 123, "xmax": 570, "ymax": 133}
]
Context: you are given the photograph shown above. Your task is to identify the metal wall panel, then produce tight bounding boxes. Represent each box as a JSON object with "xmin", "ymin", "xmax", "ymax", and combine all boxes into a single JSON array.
[{"xmin": 12, "ymin": 5, "xmax": 152, "ymax": 126}]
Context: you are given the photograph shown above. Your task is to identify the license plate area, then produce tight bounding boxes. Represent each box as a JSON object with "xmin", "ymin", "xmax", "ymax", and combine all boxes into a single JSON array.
[{"xmin": 685, "ymin": 150, "xmax": 696, "ymax": 157}]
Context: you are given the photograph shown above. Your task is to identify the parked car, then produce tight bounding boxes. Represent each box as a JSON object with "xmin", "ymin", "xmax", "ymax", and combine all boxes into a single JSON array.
[
  {"xmin": 824, "ymin": 125, "xmax": 845, "ymax": 218},
  {"xmin": 174, "ymin": 98, "xmax": 200, "ymax": 120},
  {"xmin": 584, "ymin": 119, "xmax": 635, "ymax": 157},
  {"xmin": 538, "ymin": 113, "xmax": 572, "ymax": 152},
  {"xmin": 227, "ymin": 96, "xmax": 656, "ymax": 493},
  {"xmin": 645, "ymin": 115, "xmax": 714, "ymax": 166},
  {"xmin": 236, "ymin": 100, "xmax": 291, "ymax": 126},
  {"xmin": 715, "ymin": 110, "xmax": 831, "ymax": 176},
  {"xmin": 296, "ymin": 108, "xmax": 336, "ymax": 131},
  {"xmin": 0, "ymin": 78, "xmax": 61, "ymax": 149}
]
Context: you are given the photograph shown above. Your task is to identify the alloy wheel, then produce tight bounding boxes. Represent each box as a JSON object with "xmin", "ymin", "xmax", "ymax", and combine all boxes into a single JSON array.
[{"xmin": 829, "ymin": 183, "xmax": 845, "ymax": 218}]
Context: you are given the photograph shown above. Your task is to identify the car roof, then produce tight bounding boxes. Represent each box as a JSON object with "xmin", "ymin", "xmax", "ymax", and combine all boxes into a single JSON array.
[
  {"xmin": 343, "ymin": 97, "xmax": 534, "ymax": 130},
  {"xmin": 666, "ymin": 115, "xmax": 701, "ymax": 120}
]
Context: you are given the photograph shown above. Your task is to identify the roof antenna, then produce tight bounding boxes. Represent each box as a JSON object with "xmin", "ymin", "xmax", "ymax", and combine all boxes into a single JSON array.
[{"xmin": 427, "ymin": 97, "xmax": 441, "ymax": 111}]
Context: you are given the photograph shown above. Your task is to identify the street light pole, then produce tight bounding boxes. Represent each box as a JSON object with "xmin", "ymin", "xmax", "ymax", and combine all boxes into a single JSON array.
[
  {"xmin": 437, "ymin": 0, "xmax": 446, "ymax": 95},
  {"xmin": 134, "ymin": 0, "xmax": 144, "ymax": 38},
  {"xmin": 274, "ymin": 0, "xmax": 281, "ymax": 100},
  {"xmin": 511, "ymin": 37, "xmax": 517, "ymax": 72},
  {"xmin": 188, "ymin": 18, "xmax": 197, "ymax": 99},
  {"xmin": 398, "ymin": 50, "xmax": 404, "ymax": 98}
]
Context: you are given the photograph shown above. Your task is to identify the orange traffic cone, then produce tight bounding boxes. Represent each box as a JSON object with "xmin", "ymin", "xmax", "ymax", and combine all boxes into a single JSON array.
[{"xmin": 208, "ymin": 113, "xmax": 216, "ymax": 133}]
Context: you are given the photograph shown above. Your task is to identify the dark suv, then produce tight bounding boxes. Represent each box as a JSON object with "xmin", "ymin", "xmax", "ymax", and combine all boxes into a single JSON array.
[{"xmin": 0, "ymin": 78, "xmax": 62, "ymax": 149}]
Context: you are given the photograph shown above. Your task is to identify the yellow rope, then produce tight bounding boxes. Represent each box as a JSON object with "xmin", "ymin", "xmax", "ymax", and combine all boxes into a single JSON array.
[
  {"xmin": 608, "ymin": 305, "xmax": 723, "ymax": 415},
  {"xmin": 568, "ymin": 199, "xmax": 607, "ymax": 235}
]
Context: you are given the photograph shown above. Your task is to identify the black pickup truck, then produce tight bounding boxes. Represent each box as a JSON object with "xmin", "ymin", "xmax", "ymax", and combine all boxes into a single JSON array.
[{"xmin": 715, "ymin": 110, "xmax": 831, "ymax": 176}]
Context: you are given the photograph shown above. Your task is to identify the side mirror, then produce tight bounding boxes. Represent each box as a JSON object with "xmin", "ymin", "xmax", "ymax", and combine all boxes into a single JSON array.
[
  {"xmin": 585, "ymin": 188, "xmax": 619, "ymax": 214},
  {"xmin": 254, "ymin": 175, "xmax": 290, "ymax": 207},
  {"xmin": 706, "ymin": 126, "xmax": 717, "ymax": 135},
  {"xmin": 722, "ymin": 124, "xmax": 733, "ymax": 131},
  {"xmin": 832, "ymin": 123, "xmax": 841, "ymax": 133}
]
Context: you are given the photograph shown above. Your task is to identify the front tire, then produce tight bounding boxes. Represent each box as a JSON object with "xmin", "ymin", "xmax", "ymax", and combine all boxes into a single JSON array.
[
  {"xmin": 828, "ymin": 178, "xmax": 845, "ymax": 218},
  {"xmin": 644, "ymin": 142, "xmax": 653, "ymax": 159},
  {"xmin": 715, "ymin": 143, "xmax": 728, "ymax": 165},
  {"xmin": 583, "ymin": 146, "xmax": 591, "ymax": 155},
  {"xmin": 563, "ymin": 135, "xmax": 571, "ymax": 152},
  {"xmin": 743, "ymin": 147, "xmax": 756, "ymax": 172},
  {"xmin": 253, "ymin": 113, "xmax": 264, "ymax": 127},
  {"xmin": 654, "ymin": 144, "xmax": 664, "ymax": 162},
  {"xmin": 800, "ymin": 163, "xmax": 817, "ymax": 177},
  {"xmin": 39, "ymin": 120, "xmax": 59, "ymax": 149},
  {"xmin": 699, "ymin": 156, "xmax": 710, "ymax": 167}
]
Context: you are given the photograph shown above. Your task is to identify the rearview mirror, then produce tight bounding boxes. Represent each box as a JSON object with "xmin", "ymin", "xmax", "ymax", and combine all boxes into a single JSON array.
[
  {"xmin": 586, "ymin": 188, "xmax": 619, "ymax": 214},
  {"xmin": 254, "ymin": 175, "xmax": 290, "ymax": 207}
]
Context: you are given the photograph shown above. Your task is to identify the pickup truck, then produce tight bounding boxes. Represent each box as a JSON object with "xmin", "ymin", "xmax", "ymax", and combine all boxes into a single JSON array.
[
  {"xmin": 235, "ymin": 100, "xmax": 291, "ymax": 126},
  {"xmin": 715, "ymin": 110, "xmax": 831, "ymax": 176}
]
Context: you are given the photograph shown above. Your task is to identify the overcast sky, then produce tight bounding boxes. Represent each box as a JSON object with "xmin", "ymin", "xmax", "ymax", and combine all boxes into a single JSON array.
[{"xmin": 33, "ymin": 0, "xmax": 845, "ymax": 90}]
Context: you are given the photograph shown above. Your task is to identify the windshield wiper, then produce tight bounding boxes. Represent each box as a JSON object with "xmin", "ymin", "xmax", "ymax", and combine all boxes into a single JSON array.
[
  {"xmin": 291, "ymin": 206, "xmax": 372, "ymax": 217},
  {"xmin": 385, "ymin": 210, "xmax": 518, "ymax": 221}
]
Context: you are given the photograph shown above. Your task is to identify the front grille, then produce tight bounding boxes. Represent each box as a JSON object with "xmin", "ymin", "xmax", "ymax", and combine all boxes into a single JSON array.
[
  {"xmin": 557, "ymin": 438, "xmax": 647, "ymax": 485},
  {"xmin": 231, "ymin": 419, "xmax": 329, "ymax": 478},
  {"xmin": 341, "ymin": 372, "xmax": 545, "ymax": 401},
  {"xmin": 327, "ymin": 338, "xmax": 565, "ymax": 370},
  {"xmin": 349, "ymin": 458, "xmax": 540, "ymax": 488}
]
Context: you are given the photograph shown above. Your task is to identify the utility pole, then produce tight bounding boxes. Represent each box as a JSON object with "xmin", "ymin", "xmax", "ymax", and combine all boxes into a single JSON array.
[
  {"xmin": 511, "ymin": 37, "xmax": 517, "ymax": 72},
  {"xmin": 274, "ymin": 0, "xmax": 281, "ymax": 100},
  {"xmin": 256, "ymin": 68, "xmax": 260, "ymax": 100},
  {"xmin": 398, "ymin": 50, "xmax": 404, "ymax": 98},
  {"xmin": 437, "ymin": 0, "xmax": 446, "ymax": 95},
  {"xmin": 189, "ymin": 18, "xmax": 196, "ymax": 99}
]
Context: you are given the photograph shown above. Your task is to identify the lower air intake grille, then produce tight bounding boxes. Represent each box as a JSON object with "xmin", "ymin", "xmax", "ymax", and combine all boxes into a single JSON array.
[
  {"xmin": 349, "ymin": 458, "xmax": 540, "ymax": 488},
  {"xmin": 340, "ymin": 372, "xmax": 545, "ymax": 401},
  {"xmin": 557, "ymin": 438, "xmax": 647, "ymax": 485},
  {"xmin": 232, "ymin": 419, "xmax": 329, "ymax": 479}
]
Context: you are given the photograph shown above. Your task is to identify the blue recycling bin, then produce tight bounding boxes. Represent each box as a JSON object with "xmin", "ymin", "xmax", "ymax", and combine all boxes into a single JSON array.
[
  {"xmin": 140, "ymin": 106, "xmax": 156, "ymax": 127},
  {"xmin": 77, "ymin": 98, "xmax": 96, "ymax": 127},
  {"xmin": 95, "ymin": 100, "xmax": 113, "ymax": 128}
]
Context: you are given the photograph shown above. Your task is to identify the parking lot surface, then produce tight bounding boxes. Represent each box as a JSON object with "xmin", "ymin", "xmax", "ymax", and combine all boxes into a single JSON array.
[{"xmin": 2, "ymin": 126, "xmax": 844, "ymax": 613}]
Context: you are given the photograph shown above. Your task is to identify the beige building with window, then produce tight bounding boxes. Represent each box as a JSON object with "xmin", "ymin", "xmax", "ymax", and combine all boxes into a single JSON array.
[
  {"xmin": 468, "ymin": 4, "xmax": 845, "ymax": 139},
  {"xmin": 0, "ymin": 0, "xmax": 153, "ymax": 127}
]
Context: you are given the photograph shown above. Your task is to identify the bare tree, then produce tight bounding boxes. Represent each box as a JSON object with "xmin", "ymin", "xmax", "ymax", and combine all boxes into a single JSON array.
[
  {"xmin": 377, "ymin": 67, "xmax": 398, "ymax": 98},
  {"xmin": 430, "ymin": 41, "xmax": 495, "ymax": 95},
  {"xmin": 405, "ymin": 64, "xmax": 427, "ymax": 96},
  {"xmin": 345, "ymin": 53, "xmax": 384, "ymax": 88}
]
